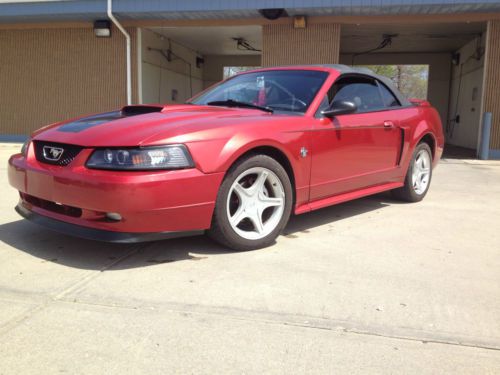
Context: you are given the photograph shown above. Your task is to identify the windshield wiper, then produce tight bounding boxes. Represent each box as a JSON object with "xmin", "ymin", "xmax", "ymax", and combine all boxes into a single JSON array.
[{"xmin": 206, "ymin": 99, "xmax": 273, "ymax": 113}]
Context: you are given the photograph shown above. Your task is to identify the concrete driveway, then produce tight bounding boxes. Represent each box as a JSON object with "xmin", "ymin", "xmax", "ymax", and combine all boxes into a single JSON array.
[{"xmin": 0, "ymin": 143, "xmax": 499, "ymax": 374}]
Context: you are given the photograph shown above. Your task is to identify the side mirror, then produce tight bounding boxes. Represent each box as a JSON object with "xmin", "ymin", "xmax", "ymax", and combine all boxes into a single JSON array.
[{"xmin": 321, "ymin": 100, "xmax": 357, "ymax": 118}]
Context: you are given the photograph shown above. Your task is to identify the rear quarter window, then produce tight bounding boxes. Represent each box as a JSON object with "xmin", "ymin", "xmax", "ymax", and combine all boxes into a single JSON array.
[{"xmin": 378, "ymin": 82, "xmax": 401, "ymax": 108}]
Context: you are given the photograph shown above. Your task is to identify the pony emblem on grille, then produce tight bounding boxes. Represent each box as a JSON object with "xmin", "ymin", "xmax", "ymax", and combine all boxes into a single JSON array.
[{"xmin": 42, "ymin": 146, "xmax": 64, "ymax": 161}]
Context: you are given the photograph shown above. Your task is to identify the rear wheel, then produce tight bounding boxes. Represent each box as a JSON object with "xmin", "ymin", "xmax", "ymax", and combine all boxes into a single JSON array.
[
  {"xmin": 392, "ymin": 142, "xmax": 433, "ymax": 202},
  {"xmin": 208, "ymin": 154, "xmax": 293, "ymax": 251}
]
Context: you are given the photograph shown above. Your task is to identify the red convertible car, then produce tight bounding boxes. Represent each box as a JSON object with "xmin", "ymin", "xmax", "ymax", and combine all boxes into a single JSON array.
[{"xmin": 8, "ymin": 65, "xmax": 443, "ymax": 250}]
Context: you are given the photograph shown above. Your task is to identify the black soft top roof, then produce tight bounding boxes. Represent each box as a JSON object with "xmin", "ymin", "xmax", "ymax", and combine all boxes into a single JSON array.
[{"xmin": 313, "ymin": 64, "xmax": 412, "ymax": 106}]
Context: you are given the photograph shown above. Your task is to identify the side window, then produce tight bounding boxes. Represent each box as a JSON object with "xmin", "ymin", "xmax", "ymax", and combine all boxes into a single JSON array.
[
  {"xmin": 378, "ymin": 82, "xmax": 401, "ymax": 107},
  {"xmin": 316, "ymin": 76, "xmax": 385, "ymax": 116}
]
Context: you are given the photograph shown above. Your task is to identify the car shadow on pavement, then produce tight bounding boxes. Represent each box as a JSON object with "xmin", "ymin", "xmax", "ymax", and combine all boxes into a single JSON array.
[
  {"xmin": 0, "ymin": 218, "xmax": 229, "ymax": 270},
  {"xmin": 0, "ymin": 193, "xmax": 400, "ymax": 270}
]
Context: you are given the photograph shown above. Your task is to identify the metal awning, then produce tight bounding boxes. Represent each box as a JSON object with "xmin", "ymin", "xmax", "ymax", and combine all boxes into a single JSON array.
[{"xmin": 1, "ymin": 0, "xmax": 500, "ymax": 23}]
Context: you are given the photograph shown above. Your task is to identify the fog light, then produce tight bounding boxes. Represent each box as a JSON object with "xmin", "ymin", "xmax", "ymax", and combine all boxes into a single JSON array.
[{"xmin": 105, "ymin": 212, "xmax": 122, "ymax": 221}]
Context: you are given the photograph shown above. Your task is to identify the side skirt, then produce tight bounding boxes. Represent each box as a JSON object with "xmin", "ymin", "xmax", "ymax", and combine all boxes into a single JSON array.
[{"xmin": 295, "ymin": 182, "xmax": 404, "ymax": 215}]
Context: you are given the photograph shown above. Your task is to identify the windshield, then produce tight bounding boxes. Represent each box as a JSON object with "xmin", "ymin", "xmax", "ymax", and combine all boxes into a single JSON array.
[{"xmin": 190, "ymin": 70, "xmax": 329, "ymax": 114}]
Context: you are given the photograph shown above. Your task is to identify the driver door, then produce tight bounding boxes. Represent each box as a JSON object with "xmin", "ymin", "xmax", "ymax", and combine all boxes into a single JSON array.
[{"xmin": 309, "ymin": 76, "xmax": 402, "ymax": 201}]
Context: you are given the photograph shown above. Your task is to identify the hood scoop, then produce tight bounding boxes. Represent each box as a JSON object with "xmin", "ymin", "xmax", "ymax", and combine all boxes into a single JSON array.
[{"xmin": 121, "ymin": 105, "xmax": 164, "ymax": 116}]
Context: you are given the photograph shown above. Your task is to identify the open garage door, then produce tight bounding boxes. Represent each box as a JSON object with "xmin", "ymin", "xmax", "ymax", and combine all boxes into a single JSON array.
[
  {"xmin": 340, "ymin": 21, "xmax": 487, "ymax": 157},
  {"xmin": 139, "ymin": 26, "xmax": 262, "ymax": 105},
  {"xmin": 135, "ymin": 20, "xmax": 491, "ymax": 159}
]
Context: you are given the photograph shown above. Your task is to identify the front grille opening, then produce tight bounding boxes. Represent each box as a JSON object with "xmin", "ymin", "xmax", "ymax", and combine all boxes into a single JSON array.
[
  {"xmin": 21, "ymin": 193, "xmax": 82, "ymax": 218},
  {"xmin": 33, "ymin": 141, "xmax": 83, "ymax": 166}
]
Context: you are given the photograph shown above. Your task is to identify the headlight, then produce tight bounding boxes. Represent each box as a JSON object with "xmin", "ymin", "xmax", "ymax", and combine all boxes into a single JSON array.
[
  {"xmin": 21, "ymin": 139, "xmax": 31, "ymax": 157},
  {"xmin": 86, "ymin": 145, "xmax": 194, "ymax": 170}
]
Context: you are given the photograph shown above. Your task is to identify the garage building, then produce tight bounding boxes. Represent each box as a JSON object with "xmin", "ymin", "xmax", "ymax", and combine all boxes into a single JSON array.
[{"xmin": 1, "ymin": 0, "xmax": 500, "ymax": 159}]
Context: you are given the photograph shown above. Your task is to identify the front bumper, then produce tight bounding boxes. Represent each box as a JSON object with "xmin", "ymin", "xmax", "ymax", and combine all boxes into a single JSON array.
[
  {"xmin": 15, "ymin": 204, "xmax": 204, "ymax": 243},
  {"xmin": 8, "ymin": 149, "xmax": 225, "ymax": 236}
]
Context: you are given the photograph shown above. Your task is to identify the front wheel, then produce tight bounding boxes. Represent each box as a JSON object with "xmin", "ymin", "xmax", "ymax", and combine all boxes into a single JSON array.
[
  {"xmin": 208, "ymin": 155, "xmax": 293, "ymax": 251},
  {"xmin": 392, "ymin": 142, "xmax": 433, "ymax": 202}
]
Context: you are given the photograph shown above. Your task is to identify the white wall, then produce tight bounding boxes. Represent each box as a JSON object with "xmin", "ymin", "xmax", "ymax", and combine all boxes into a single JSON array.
[
  {"xmin": 141, "ymin": 28, "xmax": 204, "ymax": 104},
  {"xmin": 447, "ymin": 35, "xmax": 485, "ymax": 150}
]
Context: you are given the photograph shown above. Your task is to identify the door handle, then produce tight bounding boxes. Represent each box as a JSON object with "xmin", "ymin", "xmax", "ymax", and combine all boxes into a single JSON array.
[{"xmin": 383, "ymin": 121, "xmax": 395, "ymax": 129}]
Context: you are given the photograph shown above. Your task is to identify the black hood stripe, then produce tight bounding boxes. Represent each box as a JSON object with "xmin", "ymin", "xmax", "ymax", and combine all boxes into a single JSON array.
[
  {"xmin": 57, "ymin": 106, "xmax": 164, "ymax": 133},
  {"xmin": 58, "ymin": 111, "xmax": 124, "ymax": 133}
]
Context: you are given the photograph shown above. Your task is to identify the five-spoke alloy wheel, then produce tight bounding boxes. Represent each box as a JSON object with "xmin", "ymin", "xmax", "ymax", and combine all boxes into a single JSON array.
[
  {"xmin": 209, "ymin": 154, "xmax": 293, "ymax": 251},
  {"xmin": 227, "ymin": 167, "xmax": 285, "ymax": 240},
  {"xmin": 412, "ymin": 148, "xmax": 431, "ymax": 195},
  {"xmin": 392, "ymin": 142, "xmax": 433, "ymax": 202}
]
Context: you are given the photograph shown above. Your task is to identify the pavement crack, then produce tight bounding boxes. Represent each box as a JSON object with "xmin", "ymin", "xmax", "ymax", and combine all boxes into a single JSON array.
[
  {"xmin": 51, "ymin": 297, "xmax": 500, "ymax": 353},
  {"xmin": 341, "ymin": 327, "xmax": 500, "ymax": 352},
  {"xmin": 53, "ymin": 244, "xmax": 145, "ymax": 300}
]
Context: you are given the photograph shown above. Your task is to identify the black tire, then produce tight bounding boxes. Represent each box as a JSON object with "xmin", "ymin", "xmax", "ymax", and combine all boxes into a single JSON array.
[
  {"xmin": 208, "ymin": 154, "xmax": 293, "ymax": 251},
  {"xmin": 392, "ymin": 142, "xmax": 433, "ymax": 202}
]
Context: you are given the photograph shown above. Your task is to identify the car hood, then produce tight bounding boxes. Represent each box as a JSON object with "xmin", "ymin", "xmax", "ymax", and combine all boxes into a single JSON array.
[{"xmin": 32, "ymin": 105, "xmax": 278, "ymax": 147}]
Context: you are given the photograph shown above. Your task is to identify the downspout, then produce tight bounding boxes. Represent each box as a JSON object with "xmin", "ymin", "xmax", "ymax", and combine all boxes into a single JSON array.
[{"xmin": 107, "ymin": 0, "xmax": 132, "ymax": 105}]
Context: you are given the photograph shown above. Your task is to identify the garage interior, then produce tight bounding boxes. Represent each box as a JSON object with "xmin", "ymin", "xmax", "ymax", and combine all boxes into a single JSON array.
[
  {"xmin": 139, "ymin": 26, "xmax": 261, "ymax": 104},
  {"xmin": 139, "ymin": 21, "xmax": 487, "ymax": 156},
  {"xmin": 339, "ymin": 22, "xmax": 487, "ymax": 155}
]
